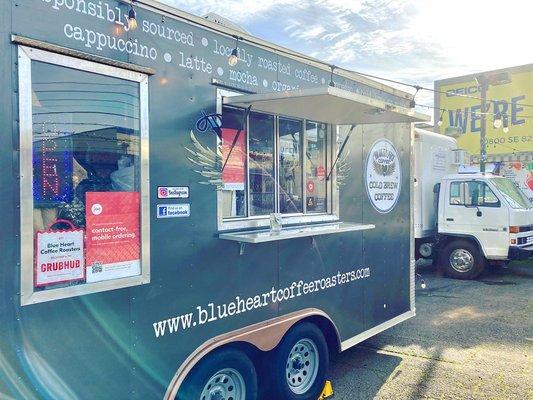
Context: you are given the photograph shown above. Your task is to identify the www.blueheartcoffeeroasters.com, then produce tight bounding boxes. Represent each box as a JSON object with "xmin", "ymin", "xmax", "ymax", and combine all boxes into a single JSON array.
[{"xmin": 153, "ymin": 268, "xmax": 371, "ymax": 338}]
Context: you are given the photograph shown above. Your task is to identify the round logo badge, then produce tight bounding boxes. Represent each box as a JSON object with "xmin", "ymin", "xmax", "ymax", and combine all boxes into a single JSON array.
[
  {"xmin": 91, "ymin": 203, "xmax": 103, "ymax": 215},
  {"xmin": 365, "ymin": 139, "xmax": 401, "ymax": 213},
  {"xmin": 159, "ymin": 187, "xmax": 168, "ymax": 198}
]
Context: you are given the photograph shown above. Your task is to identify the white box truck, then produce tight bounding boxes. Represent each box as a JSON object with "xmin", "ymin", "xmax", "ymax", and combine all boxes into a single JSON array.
[{"xmin": 414, "ymin": 129, "xmax": 533, "ymax": 279}]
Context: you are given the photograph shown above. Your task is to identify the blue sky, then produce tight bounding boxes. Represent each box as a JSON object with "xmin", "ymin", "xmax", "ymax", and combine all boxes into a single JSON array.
[{"xmin": 163, "ymin": 0, "xmax": 533, "ymax": 109}]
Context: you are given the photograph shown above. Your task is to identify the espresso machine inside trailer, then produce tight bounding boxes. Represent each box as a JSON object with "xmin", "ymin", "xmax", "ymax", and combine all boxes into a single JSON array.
[{"xmin": 0, "ymin": 1, "xmax": 428, "ymax": 399}]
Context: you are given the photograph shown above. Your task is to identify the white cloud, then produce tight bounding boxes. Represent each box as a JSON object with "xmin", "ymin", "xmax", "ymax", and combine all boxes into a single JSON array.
[
  {"xmin": 161, "ymin": 0, "xmax": 292, "ymax": 23},
  {"xmin": 161, "ymin": 0, "xmax": 533, "ymax": 113}
]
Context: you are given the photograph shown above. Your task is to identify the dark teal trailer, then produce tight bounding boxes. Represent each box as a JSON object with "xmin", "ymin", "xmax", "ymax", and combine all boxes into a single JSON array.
[{"xmin": 0, "ymin": 1, "xmax": 428, "ymax": 399}]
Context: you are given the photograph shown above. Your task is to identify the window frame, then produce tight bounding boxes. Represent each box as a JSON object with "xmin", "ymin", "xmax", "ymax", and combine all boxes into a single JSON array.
[
  {"xmin": 448, "ymin": 180, "xmax": 501, "ymax": 208},
  {"xmin": 216, "ymin": 89, "xmax": 339, "ymax": 231},
  {"xmin": 18, "ymin": 46, "xmax": 150, "ymax": 306},
  {"xmin": 278, "ymin": 115, "xmax": 304, "ymax": 215}
]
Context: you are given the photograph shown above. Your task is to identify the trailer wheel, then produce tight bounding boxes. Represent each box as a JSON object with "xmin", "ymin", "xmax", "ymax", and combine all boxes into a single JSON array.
[
  {"xmin": 267, "ymin": 322, "xmax": 328, "ymax": 400},
  {"xmin": 177, "ymin": 348, "xmax": 257, "ymax": 400},
  {"xmin": 440, "ymin": 239, "xmax": 486, "ymax": 280}
]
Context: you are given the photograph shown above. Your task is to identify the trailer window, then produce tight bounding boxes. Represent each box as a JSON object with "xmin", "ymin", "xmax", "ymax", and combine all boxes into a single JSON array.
[
  {"xmin": 279, "ymin": 118, "xmax": 303, "ymax": 214},
  {"xmin": 249, "ymin": 112, "xmax": 276, "ymax": 216},
  {"xmin": 305, "ymin": 121, "xmax": 328, "ymax": 213},
  {"xmin": 220, "ymin": 107, "xmax": 247, "ymax": 218},
  {"xmin": 218, "ymin": 98, "xmax": 336, "ymax": 229},
  {"xmin": 18, "ymin": 47, "xmax": 150, "ymax": 305}
]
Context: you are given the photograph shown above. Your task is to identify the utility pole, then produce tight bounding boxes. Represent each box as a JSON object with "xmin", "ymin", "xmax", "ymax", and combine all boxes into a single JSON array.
[
  {"xmin": 477, "ymin": 74, "xmax": 488, "ymax": 173},
  {"xmin": 476, "ymin": 72, "xmax": 511, "ymax": 174}
]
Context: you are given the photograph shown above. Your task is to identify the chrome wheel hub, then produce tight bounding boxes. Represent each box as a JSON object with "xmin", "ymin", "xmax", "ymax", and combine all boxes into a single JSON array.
[
  {"xmin": 285, "ymin": 338, "xmax": 319, "ymax": 395},
  {"xmin": 449, "ymin": 249, "xmax": 474, "ymax": 272},
  {"xmin": 200, "ymin": 368, "xmax": 245, "ymax": 400}
]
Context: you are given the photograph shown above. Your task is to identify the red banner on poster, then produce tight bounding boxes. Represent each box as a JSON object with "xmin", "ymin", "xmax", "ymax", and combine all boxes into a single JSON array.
[
  {"xmin": 221, "ymin": 128, "xmax": 246, "ymax": 190},
  {"xmin": 85, "ymin": 192, "xmax": 140, "ymax": 283}
]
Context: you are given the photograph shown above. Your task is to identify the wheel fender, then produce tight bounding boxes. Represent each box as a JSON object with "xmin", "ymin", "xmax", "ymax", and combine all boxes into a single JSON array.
[
  {"xmin": 164, "ymin": 308, "xmax": 340, "ymax": 400},
  {"xmin": 437, "ymin": 234, "xmax": 487, "ymax": 258}
]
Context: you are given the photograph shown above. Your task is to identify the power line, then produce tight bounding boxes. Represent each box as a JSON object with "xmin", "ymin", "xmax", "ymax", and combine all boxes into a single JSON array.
[
  {"xmin": 415, "ymin": 103, "xmax": 527, "ymax": 153},
  {"xmin": 416, "ymin": 103, "xmax": 533, "ymax": 119},
  {"xmin": 137, "ymin": 0, "xmax": 533, "ymax": 114},
  {"xmin": 350, "ymin": 70, "xmax": 533, "ymax": 108}
]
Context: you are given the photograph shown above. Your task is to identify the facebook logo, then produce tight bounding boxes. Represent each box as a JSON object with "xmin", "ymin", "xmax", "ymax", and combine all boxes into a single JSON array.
[{"xmin": 157, "ymin": 204, "xmax": 190, "ymax": 219}]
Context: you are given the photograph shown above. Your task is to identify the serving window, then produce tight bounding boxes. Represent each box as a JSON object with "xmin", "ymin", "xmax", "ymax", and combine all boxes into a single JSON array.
[
  {"xmin": 18, "ymin": 46, "xmax": 150, "ymax": 305},
  {"xmin": 217, "ymin": 90, "xmax": 338, "ymax": 230}
]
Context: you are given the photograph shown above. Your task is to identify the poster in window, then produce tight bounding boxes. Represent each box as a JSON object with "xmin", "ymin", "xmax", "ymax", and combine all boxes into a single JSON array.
[
  {"xmin": 35, "ymin": 221, "xmax": 84, "ymax": 287},
  {"xmin": 85, "ymin": 192, "xmax": 141, "ymax": 283},
  {"xmin": 221, "ymin": 128, "xmax": 246, "ymax": 191}
]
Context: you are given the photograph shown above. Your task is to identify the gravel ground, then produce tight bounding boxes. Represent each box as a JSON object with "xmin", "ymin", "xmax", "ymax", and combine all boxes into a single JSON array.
[{"xmin": 329, "ymin": 261, "xmax": 533, "ymax": 400}]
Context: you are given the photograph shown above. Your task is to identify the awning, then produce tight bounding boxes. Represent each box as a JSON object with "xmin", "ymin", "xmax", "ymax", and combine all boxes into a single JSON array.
[{"xmin": 223, "ymin": 86, "xmax": 429, "ymax": 125}]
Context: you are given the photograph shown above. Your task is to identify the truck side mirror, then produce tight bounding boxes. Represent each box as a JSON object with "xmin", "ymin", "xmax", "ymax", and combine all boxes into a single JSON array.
[{"xmin": 476, "ymin": 210, "xmax": 482, "ymax": 217}]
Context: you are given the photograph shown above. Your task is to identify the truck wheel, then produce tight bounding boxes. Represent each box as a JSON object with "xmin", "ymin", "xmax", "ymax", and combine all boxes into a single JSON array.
[
  {"xmin": 177, "ymin": 348, "xmax": 257, "ymax": 400},
  {"xmin": 416, "ymin": 239, "xmax": 434, "ymax": 259},
  {"xmin": 440, "ymin": 240, "xmax": 486, "ymax": 280},
  {"xmin": 267, "ymin": 322, "xmax": 328, "ymax": 400}
]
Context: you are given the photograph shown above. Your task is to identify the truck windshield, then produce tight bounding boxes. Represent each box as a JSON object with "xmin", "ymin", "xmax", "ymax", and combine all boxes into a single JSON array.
[{"xmin": 491, "ymin": 178, "xmax": 532, "ymax": 209}]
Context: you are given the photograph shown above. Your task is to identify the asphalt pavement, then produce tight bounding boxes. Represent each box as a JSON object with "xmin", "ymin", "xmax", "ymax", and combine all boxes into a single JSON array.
[{"xmin": 329, "ymin": 261, "xmax": 533, "ymax": 400}]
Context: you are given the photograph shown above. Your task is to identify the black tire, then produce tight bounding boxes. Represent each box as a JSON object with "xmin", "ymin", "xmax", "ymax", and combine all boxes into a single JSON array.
[
  {"xmin": 415, "ymin": 238, "xmax": 423, "ymax": 260},
  {"xmin": 177, "ymin": 347, "xmax": 258, "ymax": 400},
  {"xmin": 266, "ymin": 322, "xmax": 329, "ymax": 400},
  {"xmin": 439, "ymin": 239, "xmax": 486, "ymax": 280},
  {"xmin": 415, "ymin": 238, "xmax": 433, "ymax": 260}
]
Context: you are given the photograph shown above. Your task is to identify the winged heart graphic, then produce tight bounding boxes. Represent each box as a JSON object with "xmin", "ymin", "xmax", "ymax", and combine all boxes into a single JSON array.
[
  {"xmin": 184, "ymin": 130, "xmax": 224, "ymax": 189},
  {"xmin": 372, "ymin": 147, "xmax": 396, "ymax": 176}
]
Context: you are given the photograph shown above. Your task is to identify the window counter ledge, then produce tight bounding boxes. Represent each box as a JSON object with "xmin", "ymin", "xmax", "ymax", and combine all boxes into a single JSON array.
[{"xmin": 218, "ymin": 222, "xmax": 375, "ymax": 244}]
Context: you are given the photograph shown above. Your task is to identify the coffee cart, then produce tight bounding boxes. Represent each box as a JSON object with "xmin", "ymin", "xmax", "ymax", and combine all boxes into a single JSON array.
[{"xmin": 0, "ymin": 1, "xmax": 428, "ymax": 399}]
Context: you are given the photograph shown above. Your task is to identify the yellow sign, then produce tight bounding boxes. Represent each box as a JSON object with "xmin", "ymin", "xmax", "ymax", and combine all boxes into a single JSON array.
[{"xmin": 436, "ymin": 68, "xmax": 533, "ymax": 155}]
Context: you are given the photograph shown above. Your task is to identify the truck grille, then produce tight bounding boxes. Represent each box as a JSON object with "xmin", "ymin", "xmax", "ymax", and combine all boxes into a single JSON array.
[{"xmin": 518, "ymin": 236, "xmax": 533, "ymax": 245}]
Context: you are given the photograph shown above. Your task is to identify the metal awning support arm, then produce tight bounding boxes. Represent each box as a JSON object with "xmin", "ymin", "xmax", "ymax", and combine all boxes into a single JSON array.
[
  {"xmin": 326, "ymin": 124, "xmax": 356, "ymax": 181},
  {"xmin": 221, "ymin": 105, "xmax": 252, "ymax": 173}
]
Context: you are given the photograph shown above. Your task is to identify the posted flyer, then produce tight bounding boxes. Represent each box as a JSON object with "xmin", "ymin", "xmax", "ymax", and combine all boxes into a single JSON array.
[{"xmin": 85, "ymin": 192, "xmax": 141, "ymax": 283}]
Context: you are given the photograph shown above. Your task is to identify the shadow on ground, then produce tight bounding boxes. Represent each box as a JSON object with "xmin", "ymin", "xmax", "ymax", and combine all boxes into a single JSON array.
[{"xmin": 329, "ymin": 261, "xmax": 533, "ymax": 400}]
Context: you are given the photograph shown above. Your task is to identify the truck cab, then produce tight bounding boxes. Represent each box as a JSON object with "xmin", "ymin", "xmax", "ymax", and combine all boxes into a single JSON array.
[{"xmin": 436, "ymin": 173, "xmax": 533, "ymax": 279}]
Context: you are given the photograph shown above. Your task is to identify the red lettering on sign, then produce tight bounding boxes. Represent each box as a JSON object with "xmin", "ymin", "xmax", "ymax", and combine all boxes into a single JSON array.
[{"xmin": 41, "ymin": 139, "xmax": 61, "ymax": 196}]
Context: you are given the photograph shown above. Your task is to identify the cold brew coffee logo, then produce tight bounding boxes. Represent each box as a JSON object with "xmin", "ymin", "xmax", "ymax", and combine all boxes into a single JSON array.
[
  {"xmin": 365, "ymin": 139, "xmax": 401, "ymax": 213},
  {"xmin": 372, "ymin": 148, "xmax": 396, "ymax": 176}
]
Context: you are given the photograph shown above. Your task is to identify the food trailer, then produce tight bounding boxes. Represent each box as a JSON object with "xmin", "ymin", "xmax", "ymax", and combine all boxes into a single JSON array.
[{"xmin": 0, "ymin": 1, "xmax": 428, "ymax": 399}]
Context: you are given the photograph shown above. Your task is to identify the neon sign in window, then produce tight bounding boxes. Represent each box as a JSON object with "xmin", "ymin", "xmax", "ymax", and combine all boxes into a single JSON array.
[{"xmin": 33, "ymin": 135, "xmax": 73, "ymax": 207}]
